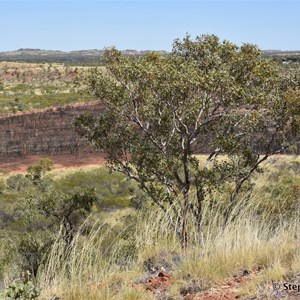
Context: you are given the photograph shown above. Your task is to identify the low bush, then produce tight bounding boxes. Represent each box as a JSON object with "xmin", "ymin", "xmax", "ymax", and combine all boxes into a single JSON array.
[
  {"xmin": 0, "ymin": 277, "xmax": 41, "ymax": 300},
  {"xmin": 6, "ymin": 175, "xmax": 32, "ymax": 192}
]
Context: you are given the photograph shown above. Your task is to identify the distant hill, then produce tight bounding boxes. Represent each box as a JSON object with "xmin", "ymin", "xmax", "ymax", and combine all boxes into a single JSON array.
[
  {"xmin": 0, "ymin": 48, "xmax": 168, "ymax": 65},
  {"xmin": 0, "ymin": 48, "xmax": 299, "ymax": 65},
  {"xmin": 262, "ymin": 50, "xmax": 300, "ymax": 56}
]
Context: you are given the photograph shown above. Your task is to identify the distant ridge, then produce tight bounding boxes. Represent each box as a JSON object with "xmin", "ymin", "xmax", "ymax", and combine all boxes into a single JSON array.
[
  {"xmin": 0, "ymin": 48, "xmax": 299, "ymax": 65},
  {"xmin": 0, "ymin": 48, "xmax": 168, "ymax": 65},
  {"xmin": 262, "ymin": 50, "xmax": 300, "ymax": 56},
  {"xmin": 2, "ymin": 48, "xmax": 167, "ymax": 55}
]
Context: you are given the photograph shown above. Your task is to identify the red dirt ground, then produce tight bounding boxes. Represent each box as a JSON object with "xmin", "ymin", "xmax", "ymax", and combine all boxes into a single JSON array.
[
  {"xmin": 146, "ymin": 272, "xmax": 173, "ymax": 291},
  {"xmin": 142, "ymin": 269, "xmax": 300, "ymax": 299},
  {"xmin": 0, "ymin": 153, "xmax": 106, "ymax": 173}
]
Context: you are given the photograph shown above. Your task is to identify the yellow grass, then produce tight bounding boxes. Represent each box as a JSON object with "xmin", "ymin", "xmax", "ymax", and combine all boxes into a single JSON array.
[{"xmin": 36, "ymin": 191, "xmax": 300, "ymax": 299}]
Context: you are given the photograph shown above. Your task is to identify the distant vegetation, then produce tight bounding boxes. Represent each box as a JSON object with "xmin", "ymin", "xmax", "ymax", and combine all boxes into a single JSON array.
[
  {"xmin": 263, "ymin": 50, "xmax": 300, "ymax": 62},
  {"xmin": 0, "ymin": 49, "xmax": 167, "ymax": 66},
  {"xmin": 0, "ymin": 48, "xmax": 299, "ymax": 115},
  {"xmin": 0, "ymin": 62, "xmax": 94, "ymax": 114}
]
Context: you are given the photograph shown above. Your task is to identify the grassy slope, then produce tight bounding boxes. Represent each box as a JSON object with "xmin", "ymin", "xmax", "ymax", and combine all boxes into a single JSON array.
[
  {"xmin": 39, "ymin": 193, "xmax": 300, "ymax": 300},
  {"xmin": 0, "ymin": 62, "xmax": 100, "ymax": 114},
  {"xmin": 0, "ymin": 167, "xmax": 136, "ymax": 231},
  {"xmin": 1, "ymin": 156, "xmax": 300, "ymax": 299}
]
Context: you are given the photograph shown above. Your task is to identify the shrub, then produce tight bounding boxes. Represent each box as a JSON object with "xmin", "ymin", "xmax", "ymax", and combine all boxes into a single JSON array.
[
  {"xmin": 53, "ymin": 168, "xmax": 136, "ymax": 208},
  {"xmin": 26, "ymin": 158, "xmax": 53, "ymax": 186},
  {"xmin": 0, "ymin": 180, "xmax": 6, "ymax": 194},
  {"xmin": 6, "ymin": 175, "xmax": 32, "ymax": 192},
  {"xmin": 0, "ymin": 278, "xmax": 41, "ymax": 300},
  {"xmin": 256, "ymin": 162, "xmax": 300, "ymax": 218}
]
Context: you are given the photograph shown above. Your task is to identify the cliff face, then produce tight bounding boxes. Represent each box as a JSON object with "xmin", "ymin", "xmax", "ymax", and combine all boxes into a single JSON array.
[{"xmin": 0, "ymin": 101, "xmax": 104, "ymax": 161}]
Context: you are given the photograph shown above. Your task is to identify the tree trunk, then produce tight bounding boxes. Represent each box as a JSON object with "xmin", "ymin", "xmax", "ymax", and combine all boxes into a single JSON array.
[
  {"xmin": 181, "ymin": 204, "xmax": 189, "ymax": 251},
  {"xmin": 195, "ymin": 186, "xmax": 205, "ymax": 248},
  {"xmin": 180, "ymin": 183, "xmax": 191, "ymax": 250}
]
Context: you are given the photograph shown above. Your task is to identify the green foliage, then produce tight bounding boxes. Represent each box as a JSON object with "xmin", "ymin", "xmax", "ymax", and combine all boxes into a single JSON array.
[
  {"xmin": 0, "ymin": 278, "xmax": 40, "ymax": 300},
  {"xmin": 258, "ymin": 162, "xmax": 300, "ymax": 218},
  {"xmin": 26, "ymin": 158, "xmax": 53, "ymax": 186},
  {"xmin": 75, "ymin": 34, "xmax": 300, "ymax": 247},
  {"xmin": 25, "ymin": 188, "xmax": 97, "ymax": 222},
  {"xmin": 14, "ymin": 234, "xmax": 51, "ymax": 278},
  {"xmin": 53, "ymin": 168, "xmax": 136, "ymax": 208},
  {"xmin": 0, "ymin": 168, "xmax": 135, "ymax": 235},
  {"xmin": 0, "ymin": 167, "xmax": 139, "ymax": 281},
  {"xmin": 0, "ymin": 92, "xmax": 92, "ymax": 115},
  {"xmin": 112, "ymin": 230, "xmax": 138, "ymax": 268},
  {"xmin": 0, "ymin": 186, "xmax": 98, "ymax": 278},
  {"xmin": 8, "ymin": 98, "xmax": 27, "ymax": 113},
  {"xmin": 0, "ymin": 179, "xmax": 6, "ymax": 194},
  {"xmin": 9, "ymin": 84, "xmax": 29, "ymax": 93},
  {"xmin": 6, "ymin": 175, "xmax": 32, "ymax": 192},
  {"xmin": 0, "ymin": 62, "xmax": 95, "ymax": 115}
]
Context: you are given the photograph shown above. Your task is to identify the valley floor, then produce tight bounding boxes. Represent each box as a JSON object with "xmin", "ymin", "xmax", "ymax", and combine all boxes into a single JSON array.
[{"xmin": 0, "ymin": 153, "xmax": 106, "ymax": 173}]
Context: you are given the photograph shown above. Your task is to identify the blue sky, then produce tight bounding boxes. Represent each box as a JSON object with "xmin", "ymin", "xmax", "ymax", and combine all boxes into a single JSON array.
[{"xmin": 0, "ymin": 0, "xmax": 299, "ymax": 51}]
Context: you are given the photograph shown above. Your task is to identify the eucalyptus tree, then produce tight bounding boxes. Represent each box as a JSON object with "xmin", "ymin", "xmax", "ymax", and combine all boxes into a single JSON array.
[{"xmin": 75, "ymin": 34, "xmax": 300, "ymax": 248}]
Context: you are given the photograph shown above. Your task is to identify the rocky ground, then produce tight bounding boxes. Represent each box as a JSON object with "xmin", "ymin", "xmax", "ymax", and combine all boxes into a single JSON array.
[
  {"xmin": 140, "ymin": 270, "xmax": 300, "ymax": 299},
  {"xmin": 130, "ymin": 253, "xmax": 300, "ymax": 300}
]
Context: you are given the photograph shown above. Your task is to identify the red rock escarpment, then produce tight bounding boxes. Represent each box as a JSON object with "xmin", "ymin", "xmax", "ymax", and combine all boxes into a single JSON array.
[{"xmin": 0, "ymin": 101, "xmax": 104, "ymax": 162}]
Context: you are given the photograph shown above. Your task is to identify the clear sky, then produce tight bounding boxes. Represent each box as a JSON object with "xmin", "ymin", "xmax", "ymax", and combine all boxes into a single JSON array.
[{"xmin": 0, "ymin": 0, "xmax": 299, "ymax": 51}]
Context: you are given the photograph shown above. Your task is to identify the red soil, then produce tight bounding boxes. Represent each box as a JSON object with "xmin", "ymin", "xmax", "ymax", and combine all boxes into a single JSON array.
[
  {"xmin": 141, "ymin": 268, "xmax": 300, "ymax": 299},
  {"xmin": 146, "ymin": 272, "xmax": 173, "ymax": 291},
  {"xmin": 184, "ymin": 275, "xmax": 252, "ymax": 300}
]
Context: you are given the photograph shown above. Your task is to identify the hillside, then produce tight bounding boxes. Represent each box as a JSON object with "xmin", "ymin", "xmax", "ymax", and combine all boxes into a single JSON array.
[
  {"xmin": 0, "ymin": 101, "xmax": 104, "ymax": 161},
  {"xmin": 0, "ymin": 48, "xmax": 167, "ymax": 65},
  {"xmin": 0, "ymin": 61, "xmax": 95, "ymax": 114},
  {"xmin": 2, "ymin": 48, "xmax": 299, "ymax": 65}
]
